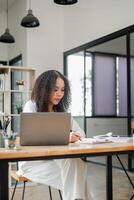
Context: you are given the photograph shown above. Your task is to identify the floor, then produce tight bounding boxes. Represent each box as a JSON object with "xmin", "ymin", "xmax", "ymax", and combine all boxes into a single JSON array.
[{"xmin": 9, "ymin": 161, "xmax": 134, "ymax": 200}]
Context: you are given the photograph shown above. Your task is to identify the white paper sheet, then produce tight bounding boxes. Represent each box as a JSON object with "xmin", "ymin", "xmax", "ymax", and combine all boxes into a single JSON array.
[{"xmin": 78, "ymin": 138, "xmax": 112, "ymax": 144}]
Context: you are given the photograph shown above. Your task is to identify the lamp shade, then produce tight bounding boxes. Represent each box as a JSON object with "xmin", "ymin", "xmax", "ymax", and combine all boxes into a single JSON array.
[
  {"xmin": 54, "ymin": 0, "xmax": 78, "ymax": 5},
  {"xmin": 21, "ymin": 9, "xmax": 40, "ymax": 28},
  {"xmin": 0, "ymin": 28, "xmax": 15, "ymax": 43}
]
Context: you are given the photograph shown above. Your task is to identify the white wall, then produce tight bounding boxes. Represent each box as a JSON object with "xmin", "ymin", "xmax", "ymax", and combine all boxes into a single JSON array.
[
  {"xmin": 27, "ymin": 0, "xmax": 64, "ymax": 76},
  {"xmin": 0, "ymin": 0, "xmax": 64, "ymax": 75},
  {"xmin": 63, "ymin": 0, "xmax": 134, "ymax": 51},
  {"xmin": 0, "ymin": 11, "xmax": 8, "ymax": 61}
]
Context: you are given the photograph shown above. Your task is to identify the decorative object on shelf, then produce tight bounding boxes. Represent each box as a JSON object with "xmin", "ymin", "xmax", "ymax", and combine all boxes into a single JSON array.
[
  {"xmin": 4, "ymin": 138, "xmax": 15, "ymax": 148},
  {"xmin": 0, "ymin": 75, "xmax": 4, "ymax": 90},
  {"xmin": 54, "ymin": 0, "xmax": 78, "ymax": 5},
  {"xmin": 21, "ymin": 0, "xmax": 40, "ymax": 28},
  {"xmin": 0, "ymin": 0, "xmax": 15, "ymax": 43},
  {"xmin": 16, "ymin": 79, "xmax": 24, "ymax": 91},
  {"xmin": 16, "ymin": 80, "xmax": 24, "ymax": 86},
  {"xmin": 4, "ymin": 131, "xmax": 16, "ymax": 149},
  {"xmin": 0, "ymin": 117, "xmax": 16, "ymax": 148},
  {"xmin": 2, "ymin": 116, "xmax": 10, "ymax": 133}
]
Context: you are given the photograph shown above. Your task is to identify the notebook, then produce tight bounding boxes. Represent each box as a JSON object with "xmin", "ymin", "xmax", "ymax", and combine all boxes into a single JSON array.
[{"xmin": 20, "ymin": 112, "xmax": 71, "ymax": 146}]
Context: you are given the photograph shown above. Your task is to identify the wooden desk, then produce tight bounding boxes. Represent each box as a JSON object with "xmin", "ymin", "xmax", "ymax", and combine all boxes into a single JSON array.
[{"xmin": 0, "ymin": 139, "xmax": 134, "ymax": 200}]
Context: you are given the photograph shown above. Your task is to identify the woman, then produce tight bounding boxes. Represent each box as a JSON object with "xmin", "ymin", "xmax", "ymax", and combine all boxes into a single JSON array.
[{"xmin": 18, "ymin": 70, "xmax": 92, "ymax": 200}]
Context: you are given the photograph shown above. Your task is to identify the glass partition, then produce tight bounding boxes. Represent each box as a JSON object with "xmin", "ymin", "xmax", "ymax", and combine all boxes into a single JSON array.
[
  {"xmin": 64, "ymin": 25, "xmax": 134, "ymax": 170},
  {"xmin": 86, "ymin": 36, "xmax": 127, "ymax": 117},
  {"xmin": 131, "ymin": 33, "xmax": 134, "ymax": 117},
  {"xmin": 130, "ymin": 32, "xmax": 134, "ymax": 169}
]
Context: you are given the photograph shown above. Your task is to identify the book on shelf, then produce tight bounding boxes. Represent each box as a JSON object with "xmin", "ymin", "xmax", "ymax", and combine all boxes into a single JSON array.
[
  {"xmin": 0, "ymin": 73, "xmax": 9, "ymax": 91},
  {"xmin": 4, "ymin": 73, "xmax": 9, "ymax": 91},
  {"xmin": 0, "ymin": 74, "xmax": 5, "ymax": 90}
]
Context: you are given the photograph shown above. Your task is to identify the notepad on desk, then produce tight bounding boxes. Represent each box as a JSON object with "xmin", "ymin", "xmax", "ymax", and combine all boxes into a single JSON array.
[
  {"xmin": 78, "ymin": 138, "xmax": 112, "ymax": 144},
  {"xmin": 109, "ymin": 136, "xmax": 130, "ymax": 143},
  {"xmin": 93, "ymin": 133, "xmax": 131, "ymax": 143}
]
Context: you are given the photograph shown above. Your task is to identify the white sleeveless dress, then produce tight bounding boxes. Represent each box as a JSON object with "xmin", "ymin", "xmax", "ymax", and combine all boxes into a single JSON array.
[{"xmin": 17, "ymin": 100, "xmax": 92, "ymax": 200}]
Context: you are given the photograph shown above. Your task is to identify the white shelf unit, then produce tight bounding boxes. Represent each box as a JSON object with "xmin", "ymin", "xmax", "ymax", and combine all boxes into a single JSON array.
[{"xmin": 0, "ymin": 66, "xmax": 36, "ymax": 133}]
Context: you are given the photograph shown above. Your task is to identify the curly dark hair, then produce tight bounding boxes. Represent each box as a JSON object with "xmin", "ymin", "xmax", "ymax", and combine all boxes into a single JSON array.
[{"xmin": 31, "ymin": 70, "xmax": 71, "ymax": 112}]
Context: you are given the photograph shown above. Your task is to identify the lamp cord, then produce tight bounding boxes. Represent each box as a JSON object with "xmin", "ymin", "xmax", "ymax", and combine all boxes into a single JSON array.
[
  {"xmin": 7, "ymin": 0, "xmax": 8, "ymax": 28},
  {"xmin": 29, "ymin": 0, "xmax": 31, "ymax": 9}
]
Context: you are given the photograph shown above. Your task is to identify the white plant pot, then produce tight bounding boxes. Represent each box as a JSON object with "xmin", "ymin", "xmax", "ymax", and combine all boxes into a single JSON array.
[
  {"xmin": 4, "ymin": 138, "xmax": 16, "ymax": 149},
  {"xmin": 18, "ymin": 85, "xmax": 23, "ymax": 91}
]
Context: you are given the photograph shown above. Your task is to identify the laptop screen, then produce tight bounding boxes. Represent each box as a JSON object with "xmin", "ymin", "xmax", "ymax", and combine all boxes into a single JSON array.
[{"xmin": 20, "ymin": 112, "xmax": 71, "ymax": 146}]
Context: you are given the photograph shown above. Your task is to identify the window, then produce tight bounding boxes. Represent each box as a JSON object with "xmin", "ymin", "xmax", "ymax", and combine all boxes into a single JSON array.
[
  {"xmin": 67, "ymin": 52, "xmax": 84, "ymax": 116},
  {"xmin": 66, "ymin": 52, "xmax": 129, "ymax": 117}
]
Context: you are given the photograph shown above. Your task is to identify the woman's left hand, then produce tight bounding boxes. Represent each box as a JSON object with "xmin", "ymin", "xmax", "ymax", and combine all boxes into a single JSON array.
[{"xmin": 69, "ymin": 132, "xmax": 81, "ymax": 143}]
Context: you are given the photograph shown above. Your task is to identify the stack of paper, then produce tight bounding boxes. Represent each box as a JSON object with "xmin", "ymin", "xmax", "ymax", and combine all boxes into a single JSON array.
[
  {"xmin": 93, "ymin": 133, "xmax": 131, "ymax": 143},
  {"xmin": 78, "ymin": 135, "xmax": 131, "ymax": 144},
  {"xmin": 79, "ymin": 138, "xmax": 112, "ymax": 144},
  {"xmin": 109, "ymin": 137, "xmax": 130, "ymax": 143}
]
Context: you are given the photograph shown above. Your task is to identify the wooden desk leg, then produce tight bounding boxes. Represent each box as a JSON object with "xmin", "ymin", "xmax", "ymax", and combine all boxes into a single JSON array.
[
  {"xmin": 0, "ymin": 160, "xmax": 9, "ymax": 200},
  {"xmin": 106, "ymin": 155, "xmax": 113, "ymax": 200}
]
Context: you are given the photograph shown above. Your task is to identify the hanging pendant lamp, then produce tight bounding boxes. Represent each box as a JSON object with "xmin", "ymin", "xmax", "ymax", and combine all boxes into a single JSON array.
[
  {"xmin": 54, "ymin": 0, "xmax": 78, "ymax": 5},
  {"xmin": 21, "ymin": 0, "xmax": 40, "ymax": 28},
  {"xmin": 0, "ymin": 0, "xmax": 15, "ymax": 43}
]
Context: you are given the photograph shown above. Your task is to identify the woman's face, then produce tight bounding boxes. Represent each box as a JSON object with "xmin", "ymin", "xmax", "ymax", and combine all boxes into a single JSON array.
[{"xmin": 49, "ymin": 78, "xmax": 65, "ymax": 106}]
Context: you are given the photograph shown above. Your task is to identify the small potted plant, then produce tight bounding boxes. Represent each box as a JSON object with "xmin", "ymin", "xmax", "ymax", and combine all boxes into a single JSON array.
[
  {"xmin": 14, "ymin": 102, "xmax": 23, "ymax": 114},
  {"xmin": 0, "ymin": 117, "xmax": 16, "ymax": 148},
  {"xmin": 16, "ymin": 80, "xmax": 24, "ymax": 91},
  {"xmin": 4, "ymin": 132, "xmax": 16, "ymax": 149}
]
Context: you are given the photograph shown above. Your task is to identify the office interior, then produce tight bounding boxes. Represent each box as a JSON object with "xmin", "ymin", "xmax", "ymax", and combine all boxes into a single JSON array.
[{"xmin": 0, "ymin": 0, "xmax": 134, "ymax": 199}]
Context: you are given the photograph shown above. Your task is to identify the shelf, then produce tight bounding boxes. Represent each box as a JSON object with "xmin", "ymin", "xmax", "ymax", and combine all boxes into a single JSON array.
[
  {"xmin": 10, "ymin": 90, "xmax": 32, "ymax": 93},
  {"xmin": 10, "ymin": 66, "xmax": 36, "ymax": 72},
  {"xmin": 0, "ymin": 90, "xmax": 32, "ymax": 93},
  {"xmin": 10, "ymin": 114, "xmax": 20, "ymax": 117},
  {"xmin": 0, "ymin": 65, "xmax": 36, "ymax": 132},
  {"xmin": 0, "ymin": 114, "xmax": 20, "ymax": 117},
  {"xmin": 0, "ymin": 113, "xmax": 20, "ymax": 117},
  {"xmin": 0, "ymin": 90, "xmax": 9, "ymax": 93}
]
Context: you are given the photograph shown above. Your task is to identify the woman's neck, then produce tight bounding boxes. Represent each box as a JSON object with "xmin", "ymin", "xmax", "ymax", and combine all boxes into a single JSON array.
[{"xmin": 48, "ymin": 104, "xmax": 54, "ymax": 112}]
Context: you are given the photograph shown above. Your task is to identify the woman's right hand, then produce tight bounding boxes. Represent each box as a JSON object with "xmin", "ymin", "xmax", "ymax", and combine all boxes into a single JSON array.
[{"xmin": 69, "ymin": 132, "xmax": 81, "ymax": 143}]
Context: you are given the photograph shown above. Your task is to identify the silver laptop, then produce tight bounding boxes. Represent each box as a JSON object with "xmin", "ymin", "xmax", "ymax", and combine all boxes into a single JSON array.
[{"xmin": 20, "ymin": 112, "xmax": 71, "ymax": 146}]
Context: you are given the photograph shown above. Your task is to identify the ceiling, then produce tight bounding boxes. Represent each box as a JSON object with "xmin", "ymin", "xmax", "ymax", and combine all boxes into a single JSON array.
[{"xmin": 0, "ymin": 0, "xmax": 16, "ymax": 12}]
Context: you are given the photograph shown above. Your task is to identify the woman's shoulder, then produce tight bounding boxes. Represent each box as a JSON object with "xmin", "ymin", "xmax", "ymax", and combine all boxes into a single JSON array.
[
  {"xmin": 23, "ymin": 100, "xmax": 36, "ymax": 112},
  {"xmin": 24, "ymin": 100, "xmax": 35, "ymax": 107}
]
